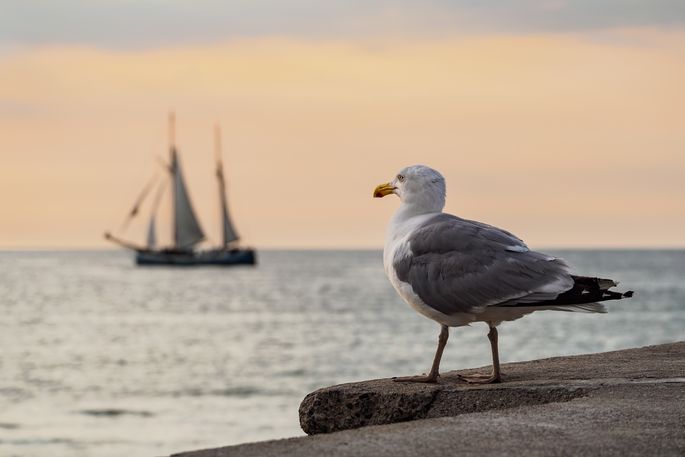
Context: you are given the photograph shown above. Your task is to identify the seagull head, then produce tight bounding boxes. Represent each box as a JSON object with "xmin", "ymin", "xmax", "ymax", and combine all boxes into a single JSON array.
[{"xmin": 374, "ymin": 165, "xmax": 446, "ymax": 213}]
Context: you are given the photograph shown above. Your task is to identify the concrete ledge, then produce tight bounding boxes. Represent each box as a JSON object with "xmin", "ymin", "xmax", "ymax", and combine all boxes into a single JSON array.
[
  {"xmin": 299, "ymin": 342, "xmax": 685, "ymax": 434},
  {"xmin": 172, "ymin": 342, "xmax": 685, "ymax": 457}
]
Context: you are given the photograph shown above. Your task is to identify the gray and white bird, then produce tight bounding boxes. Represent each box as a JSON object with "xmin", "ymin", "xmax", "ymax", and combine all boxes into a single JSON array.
[{"xmin": 374, "ymin": 165, "xmax": 633, "ymax": 384}]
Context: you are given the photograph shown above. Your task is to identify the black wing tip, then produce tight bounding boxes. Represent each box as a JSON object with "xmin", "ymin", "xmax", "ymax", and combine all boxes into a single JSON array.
[{"xmin": 623, "ymin": 291, "xmax": 634, "ymax": 298}]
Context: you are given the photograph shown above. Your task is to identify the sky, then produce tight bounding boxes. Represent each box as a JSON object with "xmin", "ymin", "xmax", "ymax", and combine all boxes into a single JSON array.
[{"xmin": 1, "ymin": 1, "xmax": 684, "ymax": 249}]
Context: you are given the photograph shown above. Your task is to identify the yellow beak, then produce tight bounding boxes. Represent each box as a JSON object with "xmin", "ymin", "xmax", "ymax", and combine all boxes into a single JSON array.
[{"xmin": 373, "ymin": 182, "xmax": 396, "ymax": 198}]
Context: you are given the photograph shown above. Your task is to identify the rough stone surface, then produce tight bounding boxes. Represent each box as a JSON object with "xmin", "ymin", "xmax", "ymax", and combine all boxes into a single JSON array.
[
  {"xmin": 299, "ymin": 341, "xmax": 685, "ymax": 434},
  {"xmin": 171, "ymin": 342, "xmax": 685, "ymax": 457}
]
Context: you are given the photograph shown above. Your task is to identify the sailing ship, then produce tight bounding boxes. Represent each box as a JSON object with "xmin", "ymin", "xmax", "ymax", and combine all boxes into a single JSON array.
[{"xmin": 105, "ymin": 114, "xmax": 256, "ymax": 266}]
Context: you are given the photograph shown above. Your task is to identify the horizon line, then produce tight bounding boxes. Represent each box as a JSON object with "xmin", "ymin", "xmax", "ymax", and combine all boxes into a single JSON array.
[{"xmin": 1, "ymin": 245, "xmax": 684, "ymax": 252}]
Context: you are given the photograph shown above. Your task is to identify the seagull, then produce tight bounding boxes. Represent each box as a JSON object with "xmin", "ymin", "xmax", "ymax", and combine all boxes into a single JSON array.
[{"xmin": 374, "ymin": 165, "xmax": 633, "ymax": 384}]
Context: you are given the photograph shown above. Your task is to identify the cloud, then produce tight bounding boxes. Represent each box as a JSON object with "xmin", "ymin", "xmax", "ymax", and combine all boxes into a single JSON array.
[{"xmin": 1, "ymin": 1, "xmax": 684, "ymax": 48}]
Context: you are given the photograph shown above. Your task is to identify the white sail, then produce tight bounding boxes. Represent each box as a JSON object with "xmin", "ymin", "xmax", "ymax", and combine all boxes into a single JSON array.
[
  {"xmin": 146, "ymin": 214, "xmax": 157, "ymax": 249},
  {"xmin": 215, "ymin": 126, "xmax": 239, "ymax": 246},
  {"xmin": 171, "ymin": 148, "xmax": 205, "ymax": 249}
]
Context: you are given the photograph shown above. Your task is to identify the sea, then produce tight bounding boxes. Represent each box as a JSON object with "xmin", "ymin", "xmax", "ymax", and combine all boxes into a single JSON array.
[{"xmin": 0, "ymin": 249, "xmax": 683, "ymax": 457}]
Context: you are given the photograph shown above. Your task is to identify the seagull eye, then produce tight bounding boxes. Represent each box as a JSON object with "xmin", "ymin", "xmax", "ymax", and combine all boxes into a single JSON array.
[{"xmin": 397, "ymin": 174, "xmax": 405, "ymax": 182}]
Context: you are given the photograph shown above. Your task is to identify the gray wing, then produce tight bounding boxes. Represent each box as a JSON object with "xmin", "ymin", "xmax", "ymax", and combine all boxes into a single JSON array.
[{"xmin": 393, "ymin": 214, "xmax": 573, "ymax": 315}]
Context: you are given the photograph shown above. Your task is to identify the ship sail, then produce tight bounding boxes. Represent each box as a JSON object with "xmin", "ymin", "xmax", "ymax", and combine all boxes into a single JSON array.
[
  {"xmin": 146, "ymin": 181, "xmax": 166, "ymax": 250},
  {"xmin": 171, "ymin": 147, "xmax": 205, "ymax": 249},
  {"xmin": 146, "ymin": 215, "xmax": 157, "ymax": 249},
  {"xmin": 215, "ymin": 126, "xmax": 239, "ymax": 246},
  {"xmin": 119, "ymin": 175, "xmax": 157, "ymax": 232}
]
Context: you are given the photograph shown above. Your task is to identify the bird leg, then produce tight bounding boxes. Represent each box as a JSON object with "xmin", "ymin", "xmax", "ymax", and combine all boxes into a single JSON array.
[
  {"xmin": 458, "ymin": 325, "xmax": 502, "ymax": 384},
  {"xmin": 394, "ymin": 324, "xmax": 449, "ymax": 383}
]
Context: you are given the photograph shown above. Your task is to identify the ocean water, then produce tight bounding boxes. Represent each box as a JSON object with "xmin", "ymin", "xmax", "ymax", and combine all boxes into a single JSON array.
[{"xmin": 0, "ymin": 249, "xmax": 683, "ymax": 457}]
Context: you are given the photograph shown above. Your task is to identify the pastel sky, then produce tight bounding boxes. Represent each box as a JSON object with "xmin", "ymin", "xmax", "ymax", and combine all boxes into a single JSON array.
[{"xmin": 1, "ymin": 1, "xmax": 684, "ymax": 248}]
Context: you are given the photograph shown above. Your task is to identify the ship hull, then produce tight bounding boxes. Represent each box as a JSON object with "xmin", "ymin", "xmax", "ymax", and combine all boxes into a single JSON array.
[{"xmin": 135, "ymin": 248, "xmax": 256, "ymax": 266}]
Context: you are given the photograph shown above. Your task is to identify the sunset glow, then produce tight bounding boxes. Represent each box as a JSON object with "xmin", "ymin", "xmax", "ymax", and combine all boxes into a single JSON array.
[{"xmin": 1, "ymin": 24, "xmax": 684, "ymax": 248}]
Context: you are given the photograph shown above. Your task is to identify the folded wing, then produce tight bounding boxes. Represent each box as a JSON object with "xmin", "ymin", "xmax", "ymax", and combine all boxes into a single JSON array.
[{"xmin": 393, "ymin": 214, "xmax": 574, "ymax": 315}]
